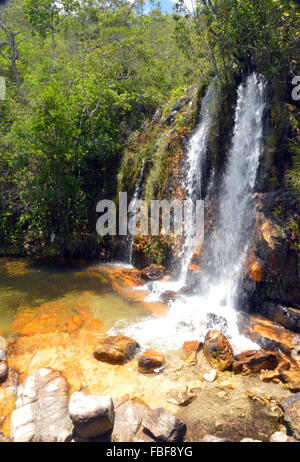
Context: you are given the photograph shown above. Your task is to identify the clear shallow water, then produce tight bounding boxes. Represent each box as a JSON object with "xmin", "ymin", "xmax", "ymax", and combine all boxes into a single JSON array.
[{"xmin": 0, "ymin": 258, "xmax": 146, "ymax": 338}]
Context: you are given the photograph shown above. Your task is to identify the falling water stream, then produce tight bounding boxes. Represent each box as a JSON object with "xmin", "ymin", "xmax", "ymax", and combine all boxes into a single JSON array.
[
  {"xmin": 112, "ymin": 73, "xmax": 267, "ymax": 353},
  {"xmin": 127, "ymin": 160, "xmax": 146, "ymax": 265}
]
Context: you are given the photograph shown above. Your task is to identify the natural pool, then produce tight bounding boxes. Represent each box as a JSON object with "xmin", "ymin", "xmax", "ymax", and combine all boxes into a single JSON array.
[{"xmin": 0, "ymin": 258, "xmax": 147, "ymax": 339}]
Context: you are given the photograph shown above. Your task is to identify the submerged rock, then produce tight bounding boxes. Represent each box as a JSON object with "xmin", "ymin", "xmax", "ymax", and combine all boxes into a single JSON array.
[
  {"xmin": 0, "ymin": 361, "xmax": 8, "ymax": 384},
  {"xmin": 141, "ymin": 408, "xmax": 187, "ymax": 442},
  {"xmin": 138, "ymin": 350, "xmax": 164, "ymax": 373},
  {"xmin": 10, "ymin": 368, "xmax": 72, "ymax": 442},
  {"xmin": 160, "ymin": 290, "xmax": 180, "ymax": 304},
  {"xmin": 203, "ymin": 330, "xmax": 234, "ymax": 371},
  {"xmin": 94, "ymin": 334, "xmax": 139, "ymax": 364},
  {"xmin": 279, "ymin": 393, "xmax": 300, "ymax": 440},
  {"xmin": 69, "ymin": 392, "xmax": 114, "ymax": 438},
  {"xmin": 141, "ymin": 264, "xmax": 165, "ymax": 281},
  {"xmin": 233, "ymin": 350, "xmax": 278, "ymax": 375},
  {"xmin": 166, "ymin": 387, "xmax": 196, "ymax": 406}
]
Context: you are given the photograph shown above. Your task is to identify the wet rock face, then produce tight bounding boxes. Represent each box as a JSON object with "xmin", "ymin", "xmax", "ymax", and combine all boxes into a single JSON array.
[
  {"xmin": 141, "ymin": 408, "xmax": 187, "ymax": 442},
  {"xmin": 69, "ymin": 392, "xmax": 114, "ymax": 438},
  {"xmin": 0, "ymin": 361, "xmax": 8, "ymax": 384},
  {"xmin": 203, "ymin": 330, "xmax": 234, "ymax": 371},
  {"xmin": 233, "ymin": 350, "xmax": 278, "ymax": 375},
  {"xmin": 138, "ymin": 350, "xmax": 164, "ymax": 373},
  {"xmin": 243, "ymin": 192, "xmax": 300, "ymax": 323},
  {"xmin": 279, "ymin": 393, "xmax": 300, "ymax": 440},
  {"xmin": 93, "ymin": 335, "xmax": 139, "ymax": 364},
  {"xmin": 10, "ymin": 368, "xmax": 73, "ymax": 442},
  {"xmin": 259, "ymin": 303, "xmax": 300, "ymax": 334},
  {"xmin": 141, "ymin": 264, "xmax": 165, "ymax": 281},
  {"xmin": 112, "ymin": 400, "xmax": 148, "ymax": 442}
]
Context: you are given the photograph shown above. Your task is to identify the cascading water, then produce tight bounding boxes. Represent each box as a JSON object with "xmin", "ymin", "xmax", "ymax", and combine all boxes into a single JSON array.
[
  {"xmin": 127, "ymin": 160, "xmax": 146, "ymax": 265},
  {"xmin": 146, "ymin": 81, "xmax": 217, "ymax": 300},
  {"xmin": 178, "ymin": 80, "xmax": 217, "ymax": 283},
  {"xmin": 112, "ymin": 73, "xmax": 266, "ymax": 353}
]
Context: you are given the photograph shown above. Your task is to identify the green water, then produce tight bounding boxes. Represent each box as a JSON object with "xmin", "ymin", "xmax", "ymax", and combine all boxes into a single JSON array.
[{"xmin": 0, "ymin": 258, "xmax": 146, "ymax": 338}]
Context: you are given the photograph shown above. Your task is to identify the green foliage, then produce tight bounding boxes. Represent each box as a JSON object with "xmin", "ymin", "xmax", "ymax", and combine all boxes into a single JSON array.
[{"xmin": 0, "ymin": 0, "xmax": 196, "ymax": 256}]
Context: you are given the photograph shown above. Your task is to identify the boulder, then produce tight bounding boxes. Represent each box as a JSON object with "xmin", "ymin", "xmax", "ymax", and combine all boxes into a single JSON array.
[
  {"xmin": 141, "ymin": 408, "xmax": 186, "ymax": 442},
  {"xmin": 10, "ymin": 368, "xmax": 73, "ymax": 442},
  {"xmin": 270, "ymin": 431, "xmax": 289, "ymax": 442},
  {"xmin": 112, "ymin": 399, "xmax": 148, "ymax": 442},
  {"xmin": 279, "ymin": 393, "xmax": 300, "ymax": 440},
  {"xmin": 203, "ymin": 330, "xmax": 234, "ymax": 371},
  {"xmin": 0, "ymin": 361, "xmax": 8, "ymax": 384},
  {"xmin": 141, "ymin": 264, "xmax": 164, "ymax": 281},
  {"xmin": 232, "ymin": 350, "xmax": 278, "ymax": 375},
  {"xmin": 201, "ymin": 435, "xmax": 233, "ymax": 442},
  {"xmin": 69, "ymin": 392, "xmax": 114, "ymax": 438},
  {"xmin": 138, "ymin": 350, "xmax": 164, "ymax": 373},
  {"xmin": 93, "ymin": 334, "xmax": 139, "ymax": 364}
]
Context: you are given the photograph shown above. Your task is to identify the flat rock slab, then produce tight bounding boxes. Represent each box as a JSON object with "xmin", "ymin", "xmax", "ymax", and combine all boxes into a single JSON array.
[
  {"xmin": 233, "ymin": 350, "xmax": 278, "ymax": 375},
  {"xmin": 112, "ymin": 400, "xmax": 148, "ymax": 442},
  {"xmin": 10, "ymin": 368, "xmax": 73, "ymax": 442},
  {"xmin": 94, "ymin": 335, "xmax": 139, "ymax": 364},
  {"xmin": 279, "ymin": 393, "xmax": 300, "ymax": 440},
  {"xmin": 141, "ymin": 407, "xmax": 187, "ymax": 442},
  {"xmin": 69, "ymin": 392, "xmax": 114, "ymax": 438}
]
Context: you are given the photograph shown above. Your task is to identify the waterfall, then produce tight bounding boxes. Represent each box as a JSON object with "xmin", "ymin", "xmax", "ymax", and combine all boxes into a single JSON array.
[
  {"xmin": 178, "ymin": 80, "xmax": 217, "ymax": 283},
  {"xmin": 127, "ymin": 160, "xmax": 146, "ymax": 264},
  {"xmin": 114, "ymin": 73, "xmax": 266, "ymax": 353},
  {"xmin": 145, "ymin": 81, "xmax": 217, "ymax": 300}
]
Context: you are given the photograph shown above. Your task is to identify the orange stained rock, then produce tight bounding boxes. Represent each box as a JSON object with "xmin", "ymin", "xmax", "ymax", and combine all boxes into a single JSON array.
[
  {"xmin": 187, "ymin": 264, "xmax": 201, "ymax": 274},
  {"xmin": 183, "ymin": 341, "xmax": 202, "ymax": 353},
  {"xmin": 245, "ymin": 251, "xmax": 264, "ymax": 282},
  {"xmin": 191, "ymin": 246, "xmax": 202, "ymax": 265},
  {"xmin": 243, "ymin": 315, "xmax": 297, "ymax": 354},
  {"xmin": 95, "ymin": 265, "xmax": 169, "ymax": 316}
]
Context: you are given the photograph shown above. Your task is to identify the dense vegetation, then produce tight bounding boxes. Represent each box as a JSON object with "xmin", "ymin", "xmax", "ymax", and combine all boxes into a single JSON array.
[{"xmin": 0, "ymin": 0, "xmax": 299, "ymax": 258}]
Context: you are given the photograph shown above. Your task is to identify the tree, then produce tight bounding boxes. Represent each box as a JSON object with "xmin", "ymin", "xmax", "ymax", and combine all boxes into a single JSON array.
[{"xmin": 23, "ymin": 0, "xmax": 78, "ymax": 71}]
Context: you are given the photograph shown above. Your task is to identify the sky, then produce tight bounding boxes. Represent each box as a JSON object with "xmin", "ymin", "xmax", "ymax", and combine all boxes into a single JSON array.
[
  {"xmin": 158, "ymin": 0, "xmax": 175, "ymax": 13},
  {"xmin": 145, "ymin": 0, "xmax": 196, "ymax": 14}
]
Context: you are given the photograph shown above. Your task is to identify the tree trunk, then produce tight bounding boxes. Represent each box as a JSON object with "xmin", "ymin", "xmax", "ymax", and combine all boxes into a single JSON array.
[{"xmin": 51, "ymin": 12, "xmax": 56, "ymax": 72}]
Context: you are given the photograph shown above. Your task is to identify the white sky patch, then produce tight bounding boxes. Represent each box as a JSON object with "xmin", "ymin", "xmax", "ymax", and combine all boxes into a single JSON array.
[{"xmin": 170, "ymin": 0, "xmax": 196, "ymax": 13}]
